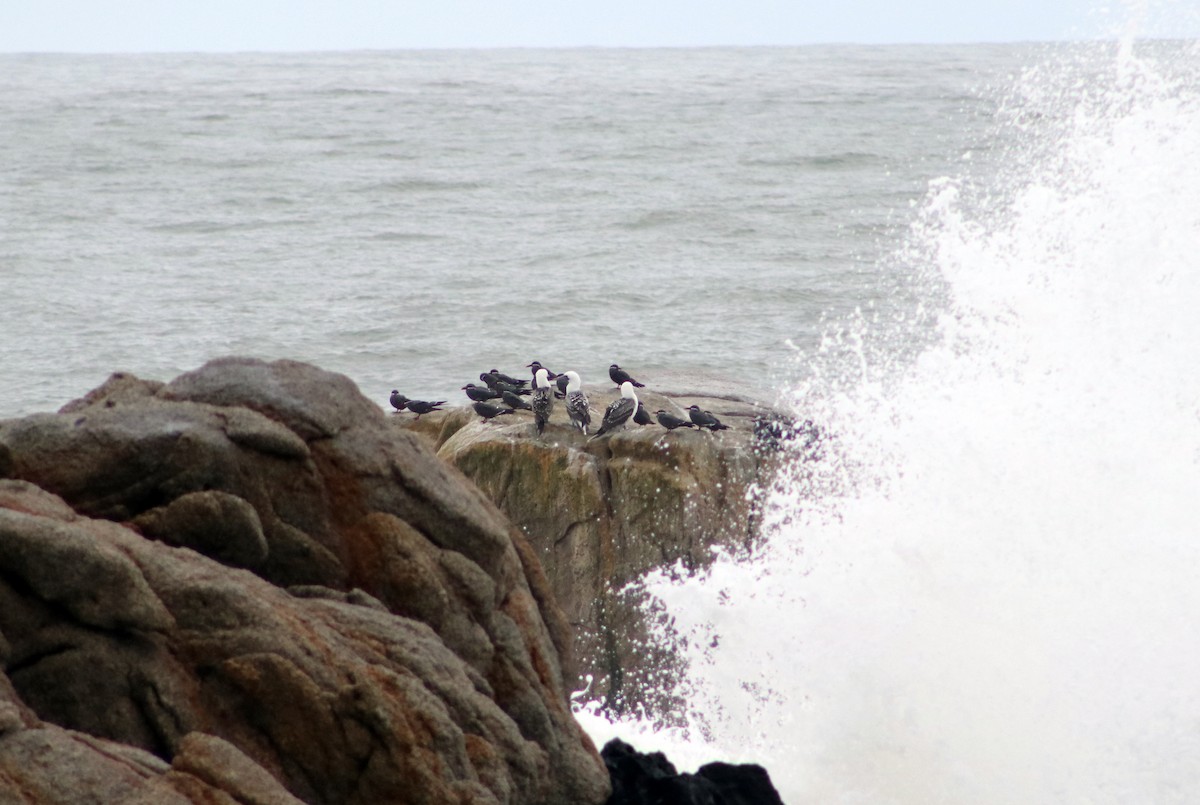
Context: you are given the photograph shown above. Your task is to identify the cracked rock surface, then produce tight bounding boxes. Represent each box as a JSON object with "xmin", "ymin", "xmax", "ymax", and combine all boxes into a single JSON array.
[
  {"xmin": 397, "ymin": 385, "xmax": 785, "ymax": 714},
  {"xmin": 0, "ymin": 357, "xmax": 609, "ymax": 805}
]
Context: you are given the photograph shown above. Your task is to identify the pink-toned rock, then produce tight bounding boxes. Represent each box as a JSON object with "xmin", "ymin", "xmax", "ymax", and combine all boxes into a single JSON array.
[{"xmin": 0, "ymin": 358, "xmax": 609, "ymax": 805}]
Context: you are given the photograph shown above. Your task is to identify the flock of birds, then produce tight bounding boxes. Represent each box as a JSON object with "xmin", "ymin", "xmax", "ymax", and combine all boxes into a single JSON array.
[{"xmin": 390, "ymin": 361, "xmax": 730, "ymax": 439}]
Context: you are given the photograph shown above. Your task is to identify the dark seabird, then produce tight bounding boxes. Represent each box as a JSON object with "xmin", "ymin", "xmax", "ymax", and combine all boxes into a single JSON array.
[
  {"xmin": 687, "ymin": 404, "xmax": 729, "ymax": 431},
  {"xmin": 502, "ymin": 390, "xmax": 533, "ymax": 411},
  {"xmin": 633, "ymin": 402, "xmax": 655, "ymax": 426},
  {"xmin": 563, "ymin": 371, "xmax": 591, "ymax": 434},
  {"xmin": 591, "ymin": 381, "xmax": 639, "ymax": 438},
  {"xmin": 527, "ymin": 361, "xmax": 558, "ymax": 381},
  {"xmin": 532, "ymin": 368, "xmax": 555, "ymax": 435},
  {"xmin": 473, "ymin": 401, "xmax": 516, "ymax": 422},
  {"xmin": 488, "ymin": 369, "xmax": 528, "ymax": 388},
  {"xmin": 389, "ymin": 390, "xmax": 408, "ymax": 412},
  {"xmin": 655, "ymin": 410, "xmax": 696, "ymax": 430},
  {"xmin": 608, "ymin": 363, "xmax": 646, "ymax": 388},
  {"xmin": 463, "ymin": 383, "xmax": 502, "ymax": 402},
  {"xmin": 404, "ymin": 399, "xmax": 447, "ymax": 419},
  {"xmin": 555, "ymin": 374, "xmax": 569, "ymax": 396},
  {"xmin": 495, "ymin": 380, "xmax": 533, "ymax": 397}
]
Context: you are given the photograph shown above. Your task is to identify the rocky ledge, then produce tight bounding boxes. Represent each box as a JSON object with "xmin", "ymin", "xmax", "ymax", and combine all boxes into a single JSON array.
[
  {"xmin": 0, "ymin": 358, "xmax": 610, "ymax": 804},
  {"xmin": 393, "ymin": 382, "xmax": 799, "ymax": 713}
]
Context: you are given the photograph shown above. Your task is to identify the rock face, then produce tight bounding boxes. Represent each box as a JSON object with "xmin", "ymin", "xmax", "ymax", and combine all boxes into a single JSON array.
[
  {"xmin": 0, "ymin": 358, "xmax": 610, "ymax": 805},
  {"xmin": 601, "ymin": 738, "xmax": 785, "ymax": 805},
  {"xmin": 396, "ymin": 385, "xmax": 785, "ymax": 713}
]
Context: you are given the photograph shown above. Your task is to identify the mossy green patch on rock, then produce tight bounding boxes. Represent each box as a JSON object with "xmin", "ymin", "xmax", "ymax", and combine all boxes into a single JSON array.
[{"xmin": 404, "ymin": 391, "xmax": 781, "ymax": 714}]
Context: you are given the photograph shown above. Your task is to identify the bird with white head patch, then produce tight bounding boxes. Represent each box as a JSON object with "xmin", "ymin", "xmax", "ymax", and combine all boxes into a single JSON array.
[
  {"xmin": 532, "ymin": 367, "xmax": 555, "ymax": 435},
  {"xmin": 563, "ymin": 371, "xmax": 591, "ymax": 434},
  {"xmin": 591, "ymin": 381, "xmax": 639, "ymax": 439}
]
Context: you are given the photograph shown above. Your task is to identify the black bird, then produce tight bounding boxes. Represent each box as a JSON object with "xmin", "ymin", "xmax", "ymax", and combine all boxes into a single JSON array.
[
  {"xmin": 633, "ymin": 402, "xmax": 655, "ymax": 426},
  {"xmin": 687, "ymin": 404, "xmax": 729, "ymax": 431},
  {"xmin": 495, "ymin": 380, "xmax": 533, "ymax": 397},
  {"xmin": 502, "ymin": 390, "xmax": 533, "ymax": 411},
  {"xmin": 404, "ymin": 399, "xmax": 447, "ymax": 418},
  {"xmin": 555, "ymin": 374, "xmax": 569, "ymax": 396},
  {"xmin": 389, "ymin": 390, "xmax": 408, "ymax": 412},
  {"xmin": 463, "ymin": 383, "xmax": 502, "ymax": 402},
  {"xmin": 562, "ymin": 371, "xmax": 591, "ymax": 434},
  {"xmin": 656, "ymin": 410, "xmax": 696, "ymax": 430},
  {"xmin": 488, "ymin": 369, "xmax": 528, "ymax": 388},
  {"xmin": 532, "ymin": 367, "xmax": 555, "ymax": 435},
  {"xmin": 473, "ymin": 401, "xmax": 516, "ymax": 422},
  {"xmin": 527, "ymin": 361, "xmax": 558, "ymax": 381},
  {"xmin": 591, "ymin": 382, "xmax": 639, "ymax": 438},
  {"xmin": 481, "ymin": 371, "xmax": 529, "ymax": 391},
  {"xmin": 609, "ymin": 363, "xmax": 646, "ymax": 388}
]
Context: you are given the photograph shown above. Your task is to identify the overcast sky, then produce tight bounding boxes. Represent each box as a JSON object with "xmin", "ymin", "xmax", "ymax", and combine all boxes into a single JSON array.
[{"xmin": 2, "ymin": 0, "xmax": 1194, "ymax": 52}]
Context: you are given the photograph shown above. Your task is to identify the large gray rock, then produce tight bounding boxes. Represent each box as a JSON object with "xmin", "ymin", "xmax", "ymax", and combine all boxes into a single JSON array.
[
  {"xmin": 0, "ymin": 358, "xmax": 610, "ymax": 805},
  {"xmin": 397, "ymin": 383, "xmax": 787, "ymax": 713}
]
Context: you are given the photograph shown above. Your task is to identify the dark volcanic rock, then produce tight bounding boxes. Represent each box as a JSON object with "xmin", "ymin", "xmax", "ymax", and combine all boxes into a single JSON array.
[
  {"xmin": 0, "ymin": 358, "xmax": 610, "ymax": 805},
  {"xmin": 602, "ymin": 738, "xmax": 784, "ymax": 805}
]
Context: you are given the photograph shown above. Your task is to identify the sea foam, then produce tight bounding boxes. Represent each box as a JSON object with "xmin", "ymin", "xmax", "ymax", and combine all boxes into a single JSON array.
[{"xmin": 579, "ymin": 35, "xmax": 1200, "ymax": 805}]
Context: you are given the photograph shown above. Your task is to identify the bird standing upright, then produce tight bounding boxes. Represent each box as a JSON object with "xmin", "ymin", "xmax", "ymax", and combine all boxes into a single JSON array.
[
  {"xmin": 608, "ymin": 363, "xmax": 646, "ymax": 388},
  {"xmin": 403, "ymin": 398, "xmax": 447, "ymax": 419},
  {"xmin": 563, "ymin": 371, "xmax": 591, "ymax": 434},
  {"xmin": 592, "ymin": 381, "xmax": 639, "ymax": 438},
  {"xmin": 473, "ymin": 401, "xmax": 515, "ymax": 422},
  {"xmin": 532, "ymin": 367, "xmax": 555, "ymax": 435},
  {"xmin": 633, "ymin": 402, "xmax": 655, "ymax": 426},
  {"xmin": 463, "ymin": 383, "xmax": 502, "ymax": 402},
  {"xmin": 655, "ymin": 410, "xmax": 696, "ymax": 430},
  {"xmin": 687, "ymin": 405, "xmax": 729, "ymax": 431},
  {"xmin": 389, "ymin": 390, "xmax": 408, "ymax": 412}
]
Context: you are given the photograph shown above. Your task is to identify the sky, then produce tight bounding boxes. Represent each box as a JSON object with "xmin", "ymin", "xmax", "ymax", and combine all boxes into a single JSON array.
[{"xmin": 3, "ymin": 0, "xmax": 1195, "ymax": 53}]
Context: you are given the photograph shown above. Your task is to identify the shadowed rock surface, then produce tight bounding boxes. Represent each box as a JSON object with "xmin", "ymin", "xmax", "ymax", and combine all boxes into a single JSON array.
[
  {"xmin": 394, "ymin": 383, "xmax": 788, "ymax": 713},
  {"xmin": 602, "ymin": 738, "xmax": 785, "ymax": 805},
  {"xmin": 0, "ymin": 358, "xmax": 609, "ymax": 805}
]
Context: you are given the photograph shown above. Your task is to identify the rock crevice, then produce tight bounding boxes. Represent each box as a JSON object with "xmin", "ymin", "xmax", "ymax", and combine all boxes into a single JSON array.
[{"xmin": 0, "ymin": 358, "xmax": 610, "ymax": 805}]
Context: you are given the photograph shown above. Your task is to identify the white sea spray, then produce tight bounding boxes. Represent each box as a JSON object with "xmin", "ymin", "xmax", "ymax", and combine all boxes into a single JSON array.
[{"xmin": 580, "ymin": 35, "xmax": 1200, "ymax": 805}]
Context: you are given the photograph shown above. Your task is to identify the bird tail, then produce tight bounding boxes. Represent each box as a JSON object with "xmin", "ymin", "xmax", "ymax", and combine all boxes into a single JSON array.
[{"xmin": 632, "ymin": 381, "xmax": 646, "ymax": 388}]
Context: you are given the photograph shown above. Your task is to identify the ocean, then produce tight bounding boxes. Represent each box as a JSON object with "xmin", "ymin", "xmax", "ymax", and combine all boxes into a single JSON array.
[
  {"xmin": 5, "ymin": 38, "xmax": 1200, "ymax": 804},
  {"xmin": 3, "ymin": 44, "xmax": 1028, "ymax": 416}
]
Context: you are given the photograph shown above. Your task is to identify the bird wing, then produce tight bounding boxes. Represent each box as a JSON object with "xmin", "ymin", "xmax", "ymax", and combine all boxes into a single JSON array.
[
  {"xmin": 597, "ymin": 396, "xmax": 635, "ymax": 434},
  {"xmin": 567, "ymin": 391, "xmax": 591, "ymax": 429}
]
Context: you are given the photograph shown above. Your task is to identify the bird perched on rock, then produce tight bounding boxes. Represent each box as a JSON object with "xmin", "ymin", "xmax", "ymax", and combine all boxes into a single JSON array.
[
  {"xmin": 527, "ymin": 361, "xmax": 557, "ymax": 381},
  {"xmin": 687, "ymin": 404, "xmax": 729, "ymax": 431},
  {"xmin": 389, "ymin": 390, "xmax": 409, "ymax": 411},
  {"xmin": 655, "ymin": 410, "xmax": 696, "ymax": 430},
  {"xmin": 462, "ymin": 383, "xmax": 502, "ymax": 402},
  {"xmin": 592, "ymin": 381, "xmax": 639, "ymax": 438},
  {"xmin": 633, "ymin": 402, "xmax": 655, "ymax": 426},
  {"xmin": 532, "ymin": 367, "xmax": 555, "ymax": 435},
  {"xmin": 495, "ymin": 380, "xmax": 533, "ymax": 396},
  {"xmin": 526, "ymin": 362, "xmax": 567, "ymax": 398},
  {"xmin": 563, "ymin": 371, "xmax": 591, "ymax": 434},
  {"xmin": 473, "ymin": 401, "xmax": 515, "ymax": 422},
  {"xmin": 608, "ymin": 363, "xmax": 645, "ymax": 388},
  {"xmin": 502, "ymin": 390, "xmax": 533, "ymax": 411},
  {"xmin": 403, "ymin": 398, "xmax": 447, "ymax": 418},
  {"xmin": 487, "ymin": 369, "xmax": 527, "ymax": 388}
]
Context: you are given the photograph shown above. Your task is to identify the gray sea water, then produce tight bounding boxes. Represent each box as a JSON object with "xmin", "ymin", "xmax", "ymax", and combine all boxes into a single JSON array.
[{"xmin": 1, "ymin": 45, "xmax": 1033, "ymax": 417}]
